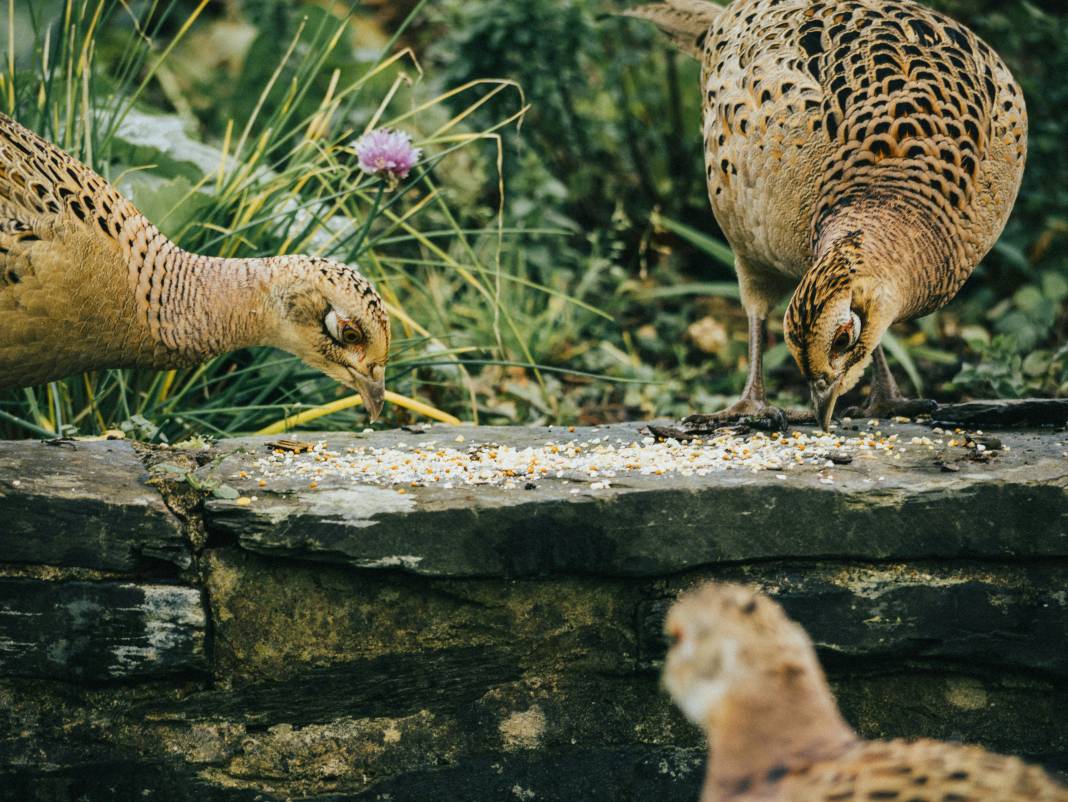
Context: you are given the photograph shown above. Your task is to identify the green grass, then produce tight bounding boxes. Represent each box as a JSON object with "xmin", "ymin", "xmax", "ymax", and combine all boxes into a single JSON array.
[
  {"xmin": 0, "ymin": 0, "xmax": 628, "ymax": 441},
  {"xmin": 6, "ymin": 1, "xmax": 1062, "ymax": 441}
]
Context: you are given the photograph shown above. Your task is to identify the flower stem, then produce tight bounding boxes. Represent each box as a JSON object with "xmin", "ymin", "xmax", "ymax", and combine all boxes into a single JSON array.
[{"xmin": 352, "ymin": 181, "xmax": 387, "ymax": 257}]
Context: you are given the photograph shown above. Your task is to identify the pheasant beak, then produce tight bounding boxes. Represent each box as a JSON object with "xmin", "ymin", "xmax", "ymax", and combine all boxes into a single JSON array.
[
  {"xmin": 810, "ymin": 378, "xmax": 840, "ymax": 432},
  {"xmin": 349, "ymin": 369, "xmax": 386, "ymax": 422}
]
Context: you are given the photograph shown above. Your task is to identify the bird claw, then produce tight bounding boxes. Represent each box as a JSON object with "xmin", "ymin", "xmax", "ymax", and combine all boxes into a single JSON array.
[
  {"xmin": 683, "ymin": 405, "xmax": 789, "ymax": 433},
  {"xmin": 738, "ymin": 407, "xmax": 790, "ymax": 433},
  {"xmin": 42, "ymin": 437, "xmax": 78, "ymax": 449},
  {"xmin": 646, "ymin": 406, "xmax": 789, "ymax": 441}
]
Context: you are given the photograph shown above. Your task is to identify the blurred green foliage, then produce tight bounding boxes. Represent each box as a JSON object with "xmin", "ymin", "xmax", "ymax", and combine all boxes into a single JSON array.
[
  {"xmin": 1, "ymin": 0, "xmax": 1066, "ymax": 440},
  {"xmin": 0, "ymin": 0, "xmax": 545, "ymax": 438}
]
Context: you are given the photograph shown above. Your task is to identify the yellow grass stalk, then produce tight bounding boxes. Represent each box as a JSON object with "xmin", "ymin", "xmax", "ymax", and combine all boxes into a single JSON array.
[{"xmin": 256, "ymin": 390, "xmax": 460, "ymax": 435}]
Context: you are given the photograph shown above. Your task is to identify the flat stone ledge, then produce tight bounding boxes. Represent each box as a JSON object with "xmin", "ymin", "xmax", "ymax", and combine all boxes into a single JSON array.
[
  {"xmin": 0, "ymin": 578, "xmax": 207, "ymax": 680},
  {"xmin": 0, "ymin": 440, "xmax": 189, "ymax": 571},
  {"xmin": 2, "ymin": 423, "xmax": 1067, "ymax": 800},
  {"xmin": 201, "ymin": 423, "xmax": 1068, "ymax": 577},
  {"xmin": 638, "ymin": 563, "xmax": 1068, "ymax": 678},
  {"xmin": 0, "ymin": 748, "xmax": 707, "ymax": 802},
  {"xmin": 932, "ymin": 398, "xmax": 1068, "ymax": 428}
]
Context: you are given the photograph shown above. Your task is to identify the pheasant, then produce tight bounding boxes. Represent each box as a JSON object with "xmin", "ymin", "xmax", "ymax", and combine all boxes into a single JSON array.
[
  {"xmin": 663, "ymin": 582, "xmax": 1068, "ymax": 802},
  {"xmin": 625, "ymin": 0, "xmax": 1027, "ymax": 430},
  {"xmin": 0, "ymin": 113, "xmax": 390, "ymax": 419}
]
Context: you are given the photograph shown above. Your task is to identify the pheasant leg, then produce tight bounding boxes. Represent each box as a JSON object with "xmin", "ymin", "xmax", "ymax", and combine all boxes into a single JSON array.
[
  {"xmin": 650, "ymin": 314, "xmax": 788, "ymax": 437},
  {"xmin": 844, "ymin": 345, "xmax": 937, "ymax": 420}
]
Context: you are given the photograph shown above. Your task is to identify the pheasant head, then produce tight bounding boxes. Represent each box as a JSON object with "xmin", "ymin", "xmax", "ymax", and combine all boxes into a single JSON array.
[
  {"xmin": 267, "ymin": 256, "xmax": 390, "ymax": 420},
  {"xmin": 663, "ymin": 583, "xmax": 819, "ymax": 727},
  {"xmin": 784, "ymin": 233, "xmax": 899, "ymax": 431}
]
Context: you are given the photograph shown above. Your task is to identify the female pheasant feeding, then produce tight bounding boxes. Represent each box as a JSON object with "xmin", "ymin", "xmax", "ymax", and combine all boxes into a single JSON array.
[
  {"xmin": 663, "ymin": 583, "xmax": 1068, "ymax": 802},
  {"xmin": 626, "ymin": 0, "xmax": 1027, "ymax": 430},
  {"xmin": 0, "ymin": 114, "xmax": 390, "ymax": 419}
]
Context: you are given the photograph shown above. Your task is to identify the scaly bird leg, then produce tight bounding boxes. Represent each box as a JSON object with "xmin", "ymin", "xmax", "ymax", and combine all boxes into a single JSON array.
[
  {"xmin": 688, "ymin": 312, "xmax": 772, "ymax": 418},
  {"xmin": 649, "ymin": 313, "xmax": 788, "ymax": 438},
  {"xmin": 844, "ymin": 345, "xmax": 937, "ymax": 420}
]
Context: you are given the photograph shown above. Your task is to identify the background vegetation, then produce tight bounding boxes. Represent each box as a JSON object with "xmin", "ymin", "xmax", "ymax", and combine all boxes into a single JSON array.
[{"xmin": 1, "ymin": 0, "xmax": 1065, "ymax": 440}]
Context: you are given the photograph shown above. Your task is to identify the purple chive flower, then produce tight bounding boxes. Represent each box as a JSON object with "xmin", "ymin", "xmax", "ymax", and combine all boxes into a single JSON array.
[{"xmin": 354, "ymin": 128, "xmax": 422, "ymax": 181}]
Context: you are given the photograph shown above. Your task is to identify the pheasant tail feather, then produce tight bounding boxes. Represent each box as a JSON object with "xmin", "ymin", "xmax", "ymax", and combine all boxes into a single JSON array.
[{"xmin": 621, "ymin": 1, "xmax": 722, "ymax": 59}]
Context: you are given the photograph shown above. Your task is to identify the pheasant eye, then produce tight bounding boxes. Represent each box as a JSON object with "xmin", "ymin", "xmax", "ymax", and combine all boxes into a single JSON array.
[
  {"xmin": 831, "ymin": 313, "xmax": 861, "ymax": 354},
  {"xmin": 666, "ymin": 625, "xmax": 684, "ymax": 648},
  {"xmin": 341, "ymin": 324, "xmax": 366, "ymax": 346}
]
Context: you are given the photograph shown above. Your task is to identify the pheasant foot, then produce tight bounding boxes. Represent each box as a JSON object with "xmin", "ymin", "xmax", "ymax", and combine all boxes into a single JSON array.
[
  {"xmin": 843, "ymin": 345, "xmax": 937, "ymax": 421},
  {"xmin": 648, "ymin": 400, "xmax": 789, "ymax": 440}
]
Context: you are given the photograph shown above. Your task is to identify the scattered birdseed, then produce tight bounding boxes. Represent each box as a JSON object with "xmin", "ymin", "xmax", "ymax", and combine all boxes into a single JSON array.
[{"xmin": 243, "ymin": 428, "xmax": 907, "ymax": 491}]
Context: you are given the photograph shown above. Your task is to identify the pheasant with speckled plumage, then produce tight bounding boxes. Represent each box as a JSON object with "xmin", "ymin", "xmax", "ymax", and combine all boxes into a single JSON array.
[
  {"xmin": 664, "ymin": 583, "xmax": 1068, "ymax": 802},
  {"xmin": 0, "ymin": 113, "xmax": 390, "ymax": 418},
  {"xmin": 626, "ymin": 0, "xmax": 1027, "ymax": 429}
]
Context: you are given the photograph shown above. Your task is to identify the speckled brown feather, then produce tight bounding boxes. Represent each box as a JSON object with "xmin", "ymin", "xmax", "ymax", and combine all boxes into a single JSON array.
[
  {"xmin": 627, "ymin": 0, "xmax": 1026, "ymax": 401},
  {"xmin": 663, "ymin": 584, "xmax": 1068, "ymax": 802},
  {"xmin": 756, "ymin": 738, "xmax": 1068, "ymax": 802},
  {"xmin": 694, "ymin": 0, "xmax": 1027, "ymax": 313},
  {"xmin": 0, "ymin": 113, "xmax": 389, "ymax": 393}
]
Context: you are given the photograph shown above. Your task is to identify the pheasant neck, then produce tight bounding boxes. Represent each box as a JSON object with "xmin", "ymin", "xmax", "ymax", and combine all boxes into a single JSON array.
[
  {"xmin": 815, "ymin": 201, "xmax": 960, "ymax": 322},
  {"xmin": 701, "ymin": 662, "xmax": 856, "ymax": 799},
  {"xmin": 128, "ymin": 226, "xmax": 284, "ymax": 366}
]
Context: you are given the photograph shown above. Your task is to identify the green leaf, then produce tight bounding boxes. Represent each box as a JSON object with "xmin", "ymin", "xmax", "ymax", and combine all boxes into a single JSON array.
[
  {"xmin": 110, "ymin": 108, "xmax": 232, "ymax": 181},
  {"xmin": 996, "ymin": 311, "xmax": 1043, "ymax": 351},
  {"xmin": 992, "ymin": 240, "xmax": 1031, "ymax": 271},
  {"xmin": 882, "ymin": 332, "xmax": 924, "ymax": 396},
  {"xmin": 906, "ymin": 345, "xmax": 960, "ymax": 366},
  {"xmin": 764, "ymin": 342, "xmax": 791, "ymax": 373},
  {"xmin": 959, "ymin": 325, "xmax": 991, "ymax": 347},
  {"xmin": 124, "ymin": 174, "xmax": 213, "ymax": 241},
  {"xmin": 637, "ymin": 282, "xmax": 741, "ymax": 300},
  {"xmin": 652, "ymin": 213, "xmax": 736, "ymax": 270},
  {"xmin": 1013, "ymin": 285, "xmax": 1046, "ymax": 313},
  {"xmin": 1023, "ymin": 350, "xmax": 1052, "ymax": 378},
  {"xmin": 212, "ymin": 484, "xmax": 240, "ymax": 500},
  {"xmin": 151, "ymin": 462, "xmax": 190, "ymax": 475},
  {"xmin": 1042, "ymin": 272, "xmax": 1068, "ymax": 303},
  {"xmin": 173, "ymin": 436, "xmax": 213, "ymax": 451}
]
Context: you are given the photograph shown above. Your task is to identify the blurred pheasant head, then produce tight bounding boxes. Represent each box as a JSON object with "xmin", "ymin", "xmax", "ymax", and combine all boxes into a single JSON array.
[
  {"xmin": 784, "ymin": 233, "xmax": 895, "ymax": 431},
  {"xmin": 269, "ymin": 257, "xmax": 390, "ymax": 420},
  {"xmin": 663, "ymin": 583, "xmax": 815, "ymax": 727}
]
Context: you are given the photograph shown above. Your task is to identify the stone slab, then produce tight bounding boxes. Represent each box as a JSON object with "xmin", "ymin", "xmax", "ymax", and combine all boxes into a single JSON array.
[
  {"xmin": 638, "ymin": 563, "xmax": 1068, "ymax": 677},
  {"xmin": 932, "ymin": 398, "xmax": 1068, "ymax": 428},
  {"xmin": 0, "ymin": 439, "xmax": 189, "ymax": 571},
  {"xmin": 0, "ymin": 749, "xmax": 704, "ymax": 802},
  {"xmin": 158, "ymin": 645, "xmax": 523, "ymax": 725},
  {"xmin": 0, "ymin": 578, "xmax": 207, "ymax": 680},
  {"xmin": 201, "ymin": 424, "xmax": 1068, "ymax": 577},
  {"xmin": 1, "ymin": 552, "xmax": 1066, "ymax": 800},
  {"xmin": 339, "ymin": 747, "xmax": 706, "ymax": 802},
  {"xmin": 2, "ymin": 425, "xmax": 1067, "ymax": 801}
]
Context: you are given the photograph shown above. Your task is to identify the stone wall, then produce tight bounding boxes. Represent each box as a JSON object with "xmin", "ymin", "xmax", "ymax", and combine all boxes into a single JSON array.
[{"xmin": 1, "ymin": 422, "xmax": 1066, "ymax": 801}]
